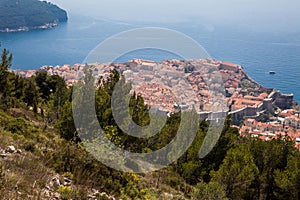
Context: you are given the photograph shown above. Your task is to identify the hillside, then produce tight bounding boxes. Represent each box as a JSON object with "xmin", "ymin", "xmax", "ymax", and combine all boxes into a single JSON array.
[
  {"xmin": 0, "ymin": 0, "xmax": 67, "ymax": 32},
  {"xmin": 0, "ymin": 108, "xmax": 193, "ymax": 199},
  {"xmin": 2, "ymin": 47, "xmax": 300, "ymax": 199}
]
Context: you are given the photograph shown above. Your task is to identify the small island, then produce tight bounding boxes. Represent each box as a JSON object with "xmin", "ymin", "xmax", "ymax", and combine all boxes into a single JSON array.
[{"xmin": 0, "ymin": 0, "xmax": 68, "ymax": 32}]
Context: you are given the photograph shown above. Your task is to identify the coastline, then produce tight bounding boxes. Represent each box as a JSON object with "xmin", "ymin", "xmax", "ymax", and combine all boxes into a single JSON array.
[
  {"xmin": 10, "ymin": 58, "xmax": 300, "ymax": 149},
  {"xmin": 12, "ymin": 58, "xmax": 297, "ymax": 118},
  {"xmin": 0, "ymin": 0, "xmax": 68, "ymax": 33},
  {"xmin": 0, "ymin": 22, "xmax": 60, "ymax": 33}
]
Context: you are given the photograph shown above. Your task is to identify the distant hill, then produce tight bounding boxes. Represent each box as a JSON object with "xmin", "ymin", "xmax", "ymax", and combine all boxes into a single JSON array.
[{"xmin": 0, "ymin": 0, "xmax": 68, "ymax": 32}]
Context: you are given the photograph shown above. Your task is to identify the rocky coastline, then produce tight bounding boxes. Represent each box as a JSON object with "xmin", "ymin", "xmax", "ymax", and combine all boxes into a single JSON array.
[
  {"xmin": 0, "ymin": 0, "xmax": 67, "ymax": 33},
  {"xmin": 0, "ymin": 22, "xmax": 60, "ymax": 33},
  {"xmin": 12, "ymin": 58, "xmax": 296, "ymax": 118}
]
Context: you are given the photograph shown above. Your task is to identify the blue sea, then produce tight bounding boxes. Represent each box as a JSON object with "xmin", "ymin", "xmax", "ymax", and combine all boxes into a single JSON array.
[{"xmin": 0, "ymin": 14, "xmax": 300, "ymax": 102}]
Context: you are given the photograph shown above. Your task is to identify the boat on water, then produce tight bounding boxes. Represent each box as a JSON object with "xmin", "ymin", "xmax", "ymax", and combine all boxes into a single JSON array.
[{"xmin": 269, "ymin": 71, "xmax": 276, "ymax": 75}]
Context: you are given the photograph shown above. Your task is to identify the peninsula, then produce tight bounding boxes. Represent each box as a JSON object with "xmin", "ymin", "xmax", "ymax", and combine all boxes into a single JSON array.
[
  {"xmin": 14, "ymin": 58, "xmax": 296, "ymax": 124},
  {"xmin": 0, "ymin": 0, "xmax": 68, "ymax": 32}
]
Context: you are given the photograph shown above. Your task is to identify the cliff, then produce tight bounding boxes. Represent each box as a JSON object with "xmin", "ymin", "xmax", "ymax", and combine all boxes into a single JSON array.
[{"xmin": 0, "ymin": 0, "xmax": 68, "ymax": 32}]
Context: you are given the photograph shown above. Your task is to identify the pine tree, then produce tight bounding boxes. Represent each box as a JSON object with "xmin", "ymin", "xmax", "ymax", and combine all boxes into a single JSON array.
[
  {"xmin": 212, "ymin": 144, "xmax": 259, "ymax": 199},
  {"xmin": 0, "ymin": 48, "xmax": 12, "ymax": 83},
  {"xmin": 24, "ymin": 78, "xmax": 40, "ymax": 113},
  {"xmin": 274, "ymin": 153, "xmax": 300, "ymax": 199},
  {"xmin": 0, "ymin": 48, "xmax": 13, "ymax": 108}
]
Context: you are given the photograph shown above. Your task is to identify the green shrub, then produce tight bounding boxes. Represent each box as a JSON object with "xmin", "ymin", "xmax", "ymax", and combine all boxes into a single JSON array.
[
  {"xmin": 5, "ymin": 117, "xmax": 27, "ymax": 134},
  {"xmin": 24, "ymin": 141, "xmax": 36, "ymax": 152},
  {"xmin": 191, "ymin": 181, "xmax": 228, "ymax": 200},
  {"xmin": 57, "ymin": 186, "xmax": 87, "ymax": 200},
  {"xmin": 58, "ymin": 186, "xmax": 73, "ymax": 200}
]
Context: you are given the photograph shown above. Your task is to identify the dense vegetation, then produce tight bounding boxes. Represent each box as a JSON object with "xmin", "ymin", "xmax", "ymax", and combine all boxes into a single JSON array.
[
  {"xmin": 0, "ymin": 0, "xmax": 67, "ymax": 31},
  {"xmin": 1, "ymin": 47, "xmax": 300, "ymax": 199}
]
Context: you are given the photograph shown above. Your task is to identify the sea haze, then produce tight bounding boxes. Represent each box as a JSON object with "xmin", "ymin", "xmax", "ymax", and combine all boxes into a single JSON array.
[{"xmin": 0, "ymin": 14, "xmax": 300, "ymax": 102}]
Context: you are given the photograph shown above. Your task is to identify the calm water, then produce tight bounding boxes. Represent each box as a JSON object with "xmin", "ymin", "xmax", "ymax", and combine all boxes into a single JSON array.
[{"xmin": 0, "ymin": 15, "xmax": 300, "ymax": 102}]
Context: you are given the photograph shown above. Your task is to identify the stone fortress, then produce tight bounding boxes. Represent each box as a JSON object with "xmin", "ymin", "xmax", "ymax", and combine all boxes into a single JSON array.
[{"xmin": 13, "ymin": 58, "xmax": 295, "ymax": 125}]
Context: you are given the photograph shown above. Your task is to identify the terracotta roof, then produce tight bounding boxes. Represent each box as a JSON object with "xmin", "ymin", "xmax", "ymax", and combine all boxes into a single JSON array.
[{"xmin": 221, "ymin": 62, "xmax": 239, "ymax": 68}]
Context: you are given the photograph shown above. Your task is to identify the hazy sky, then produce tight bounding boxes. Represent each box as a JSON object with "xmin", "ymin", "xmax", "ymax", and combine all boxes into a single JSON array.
[{"xmin": 50, "ymin": 0, "xmax": 300, "ymax": 32}]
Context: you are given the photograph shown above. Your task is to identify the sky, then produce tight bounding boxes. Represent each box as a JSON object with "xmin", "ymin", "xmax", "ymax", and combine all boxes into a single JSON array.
[{"xmin": 49, "ymin": 0, "xmax": 300, "ymax": 32}]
